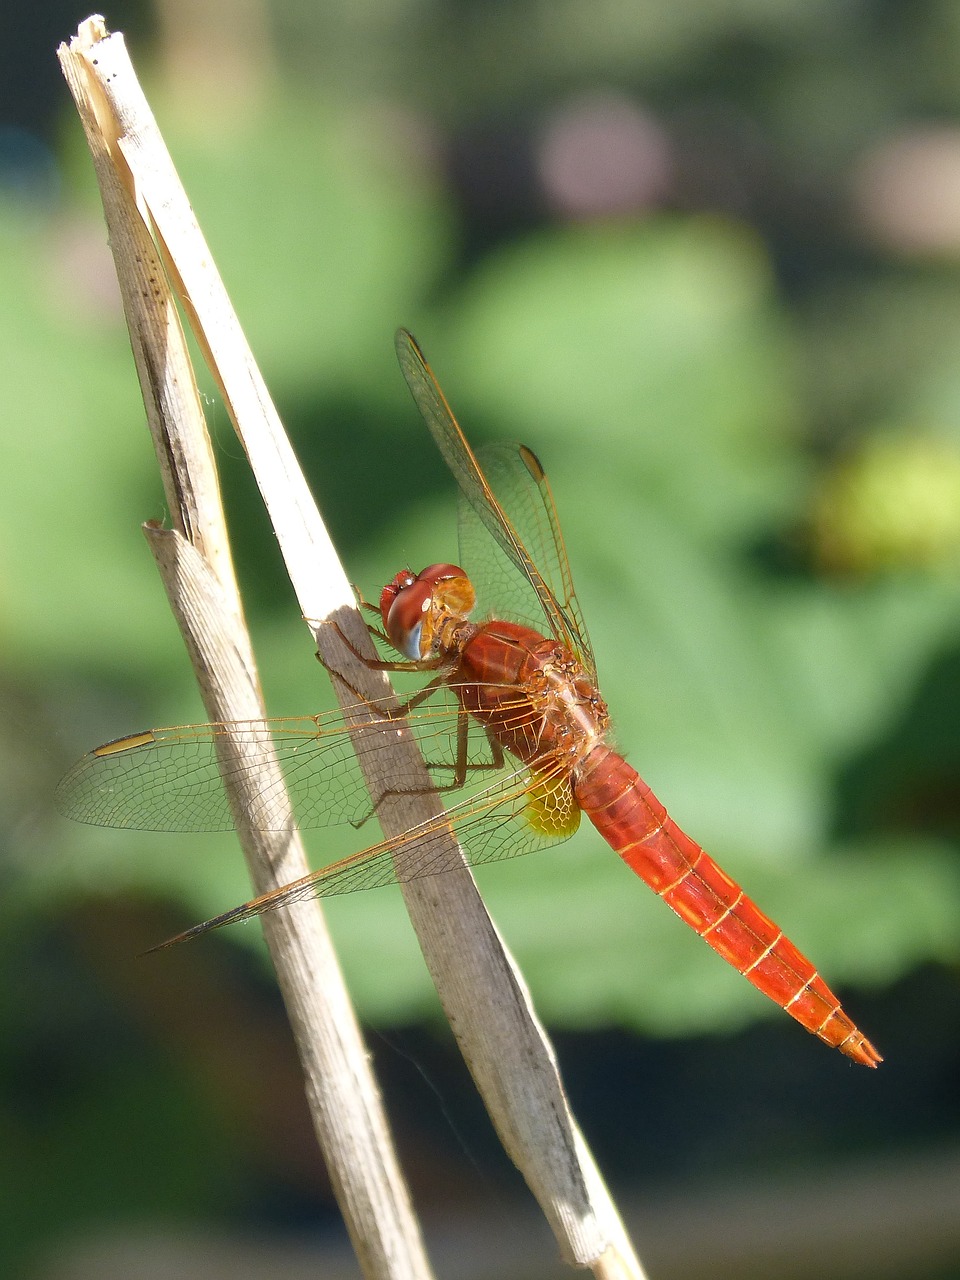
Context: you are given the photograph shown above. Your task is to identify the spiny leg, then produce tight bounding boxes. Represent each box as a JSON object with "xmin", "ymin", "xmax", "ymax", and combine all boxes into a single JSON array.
[
  {"xmin": 316, "ymin": 618, "xmax": 448, "ymax": 708},
  {"xmin": 351, "ymin": 714, "xmax": 506, "ymax": 829}
]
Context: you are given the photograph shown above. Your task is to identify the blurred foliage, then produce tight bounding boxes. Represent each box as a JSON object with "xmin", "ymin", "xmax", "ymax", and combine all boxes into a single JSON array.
[
  {"xmin": 5, "ymin": 1, "xmax": 960, "ymax": 1032},
  {"xmin": 5, "ymin": 0, "xmax": 960, "ymax": 1270},
  {"xmin": 813, "ymin": 430, "xmax": 960, "ymax": 572},
  {"xmin": 9, "ymin": 111, "xmax": 955, "ymax": 1037}
]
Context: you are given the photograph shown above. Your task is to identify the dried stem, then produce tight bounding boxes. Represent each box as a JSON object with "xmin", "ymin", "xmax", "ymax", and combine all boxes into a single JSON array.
[
  {"xmin": 59, "ymin": 18, "xmax": 432, "ymax": 1280},
  {"xmin": 58, "ymin": 15, "xmax": 645, "ymax": 1277}
]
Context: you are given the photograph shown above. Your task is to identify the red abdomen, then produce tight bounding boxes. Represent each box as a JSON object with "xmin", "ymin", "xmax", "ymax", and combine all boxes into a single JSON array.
[{"xmin": 574, "ymin": 746, "xmax": 881, "ymax": 1067}]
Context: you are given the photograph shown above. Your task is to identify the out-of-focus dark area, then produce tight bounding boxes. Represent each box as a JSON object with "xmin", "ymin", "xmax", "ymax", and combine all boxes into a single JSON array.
[{"xmin": 4, "ymin": 2, "xmax": 960, "ymax": 1277}]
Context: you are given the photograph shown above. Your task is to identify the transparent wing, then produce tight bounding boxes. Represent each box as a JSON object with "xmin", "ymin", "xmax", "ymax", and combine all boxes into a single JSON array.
[
  {"xmin": 57, "ymin": 700, "xmax": 582, "ymax": 947},
  {"xmin": 56, "ymin": 689, "xmax": 512, "ymax": 833},
  {"xmin": 460, "ymin": 442, "xmax": 596, "ymax": 676},
  {"xmin": 153, "ymin": 755, "xmax": 581, "ymax": 947},
  {"xmin": 395, "ymin": 330, "xmax": 595, "ymax": 676}
]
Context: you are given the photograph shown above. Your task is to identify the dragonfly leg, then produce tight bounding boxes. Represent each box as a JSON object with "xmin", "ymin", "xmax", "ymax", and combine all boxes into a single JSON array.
[
  {"xmin": 386, "ymin": 672, "xmax": 457, "ymax": 718},
  {"xmin": 351, "ymin": 717, "xmax": 505, "ymax": 828},
  {"xmin": 320, "ymin": 619, "xmax": 448, "ymax": 680},
  {"xmin": 321, "ymin": 651, "xmax": 456, "ymax": 717},
  {"xmin": 414, "ymin": 715, "xmax": 506, "ymax": 786},
  {"xmin": 303, "ymin": 590, "xmax": 380, "ymax": 642},
  {"xmin": 350, "ymin": 582, "xmax": 380, "ymax": 613}
]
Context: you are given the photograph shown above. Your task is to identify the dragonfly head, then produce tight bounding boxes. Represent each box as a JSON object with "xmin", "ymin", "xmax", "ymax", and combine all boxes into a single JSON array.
[{"xmin": 380, "ymin": 563, "xmax": 475, "ymax": 660}]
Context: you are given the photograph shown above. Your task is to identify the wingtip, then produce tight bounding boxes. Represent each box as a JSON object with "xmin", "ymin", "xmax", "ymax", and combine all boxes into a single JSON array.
[
  {"xmin": 140, "ymin": 902, "xmax": 255, "ymax": 955},
  {"xmin": 395, "ymin": 327, "xmax": 420, "ymax": 357}
]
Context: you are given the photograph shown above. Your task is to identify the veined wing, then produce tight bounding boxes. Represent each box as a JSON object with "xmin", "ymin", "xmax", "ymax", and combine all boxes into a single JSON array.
[
  {"xmin": 459, "ymin": 442, "xmax": 596, "ymax": 676},
  {"xmin": 152, "ymin": 753, "xmax": 581, "ymax": 947},
  {"xmin": 56, "ymin": 688, "xmax": 520, "ymax": 834},
  {"xmin": 395, "ymin": 330, "xmax": 595, "ymax": 676}
]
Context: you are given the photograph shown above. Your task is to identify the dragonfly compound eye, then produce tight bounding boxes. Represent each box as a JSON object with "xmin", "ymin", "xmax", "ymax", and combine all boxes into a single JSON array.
[
  {"xmin": 379, "ymin": 570, "xmax": 417, "ymax": 628},
  {"xmin": 382, "ymin": 563, "xmax": 473, "ymax": 660}
]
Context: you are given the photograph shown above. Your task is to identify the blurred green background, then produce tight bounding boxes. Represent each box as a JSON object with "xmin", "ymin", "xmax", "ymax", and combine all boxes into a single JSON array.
[{"xmin": 3, "ymin": 2, "xmax": 960, "ymax": 1277}]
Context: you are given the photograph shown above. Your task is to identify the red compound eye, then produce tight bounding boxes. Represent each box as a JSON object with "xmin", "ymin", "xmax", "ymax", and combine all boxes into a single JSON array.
[
  {"xmin": 379, "ymin": 570, "xmax": 417, "ymax": 631},
  {"xmin": 380, "ymin": 563, "xmax": 470, "ymax": 660}
]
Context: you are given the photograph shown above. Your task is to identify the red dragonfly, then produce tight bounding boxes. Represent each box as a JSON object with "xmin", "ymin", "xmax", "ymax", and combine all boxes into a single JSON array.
[{"xmin": 58, "ymin": 330, "xmax": 881, "ymax": 1067}]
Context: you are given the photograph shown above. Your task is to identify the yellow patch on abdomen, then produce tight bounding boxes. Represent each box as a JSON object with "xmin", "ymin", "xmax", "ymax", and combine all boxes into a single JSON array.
[{"xmin": 525, "ymin": 772, "xmax": 581, "ymax": 838}]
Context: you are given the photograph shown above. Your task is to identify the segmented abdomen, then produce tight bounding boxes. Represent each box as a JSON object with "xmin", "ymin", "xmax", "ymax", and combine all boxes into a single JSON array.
[{"xmin": 574, "ymin": 746, "xmax": 881, "ymax": 1067}]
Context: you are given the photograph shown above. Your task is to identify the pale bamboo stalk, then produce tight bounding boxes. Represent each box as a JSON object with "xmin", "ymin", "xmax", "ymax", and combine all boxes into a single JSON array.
[
  {"xmin": 59, "ymin": 19, "xmax": 433, "ymax": 1280},
  {"xmin": 58, "ymin": 15, "xmax": 646, "ymax": 1277}
]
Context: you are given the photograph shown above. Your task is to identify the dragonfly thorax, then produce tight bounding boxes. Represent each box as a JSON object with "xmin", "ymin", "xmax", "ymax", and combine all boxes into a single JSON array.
[{"xmin": 381, "ymin": 563, "xmax": 476, "ymax": 661}]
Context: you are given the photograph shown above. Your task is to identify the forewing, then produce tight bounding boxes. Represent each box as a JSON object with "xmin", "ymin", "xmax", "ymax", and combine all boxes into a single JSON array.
[
  {"xmin": 395, "ymin": 330, "xmax": 594, "ymax": 674},
  {"xmin": 56, "ymin": 689, "xmax": 508, "ymax": 834},
  {"xmin": 459, "ymin": 442, "xmax": 596, "ymax": 674}
]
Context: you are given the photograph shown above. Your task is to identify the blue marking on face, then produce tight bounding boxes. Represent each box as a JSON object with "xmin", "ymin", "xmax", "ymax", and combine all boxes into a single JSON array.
[{"xmin": 402, "ymin": 620, "xmax": 424, "ymax": 662}]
